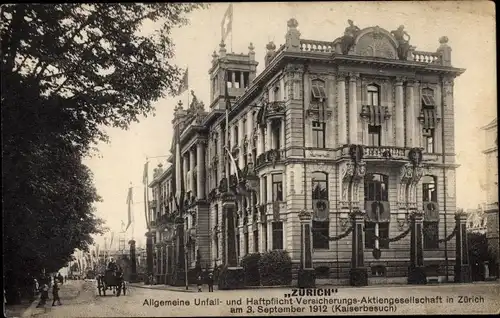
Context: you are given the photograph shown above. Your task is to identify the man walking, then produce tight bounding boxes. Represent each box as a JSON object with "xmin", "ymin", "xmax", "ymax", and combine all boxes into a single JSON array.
[{"xmin": 51, "ymin": 279, "xmax": 62, "ymax": 306}]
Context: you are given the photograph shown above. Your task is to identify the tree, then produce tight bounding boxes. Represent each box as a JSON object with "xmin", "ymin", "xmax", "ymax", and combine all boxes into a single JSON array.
[
  {"xmin": 1, "ymin": 3, "xmax": 206, "ymax": 154},
  {"xmin": 1, "ymin": 3, "xmax": 206, "ymax": 303}
]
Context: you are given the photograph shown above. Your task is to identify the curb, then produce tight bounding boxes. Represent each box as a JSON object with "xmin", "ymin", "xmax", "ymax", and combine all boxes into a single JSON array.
[{"xmin": 130, "ymin": 284, "xmax": 197, "ymax": 293}]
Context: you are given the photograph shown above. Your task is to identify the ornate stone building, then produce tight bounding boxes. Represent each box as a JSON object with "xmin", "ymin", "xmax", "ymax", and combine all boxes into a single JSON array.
[
  {"xmin": 146, "ymin": 19, "xmax": 465, "ymax": 285},
  {"xmin": 481, "ymin": 118, "xmax": 498, "ymax": 275}
]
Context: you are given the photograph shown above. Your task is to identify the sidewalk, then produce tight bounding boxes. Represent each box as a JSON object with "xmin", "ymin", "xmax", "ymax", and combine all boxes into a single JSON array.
[
  {"xmin": 130, "ymin": 283, "xmax": 198, "ymax": 293},
  {"xmin": 21, "ymin": 281, "xmax": 84, "ymax": 318},
  {"xmin": 130, "ymin": 280, "xmax": 499, "ymax": 293}
]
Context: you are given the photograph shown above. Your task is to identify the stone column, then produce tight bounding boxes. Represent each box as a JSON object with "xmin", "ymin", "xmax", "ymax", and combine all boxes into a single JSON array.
[
  {"xmin": 395, "ymin": 77, "xmax": 405, "ymax": 147},
  {"xmin": 454, "ymin": 212, "xmax": 472, "ymax": 283},
  {"xmin": 408, "ymin": 211, "xmax": 426, "ymax": 284},
  {"xmin": 165, "ymin": 243, "xmax": 170, "ymax": 285},
  {"xmin": 280, "ymin": 120, "xmax": 285, "ymax": 150},
  {"xmin": 298, "ymin": 210, "xmax": 315, "ymax": 287},
  {"xmin": 338, "ymin": 73, "xmax": 347, "ymax": 145},
  {"xmin": 231, "ymin": 71, "xmax": 236, "ymax": 88},
  {"xmin": 348, "ymin": 73, "xmax": 358, "ymax": 144},
  {"xmin": 196, "ymin": 141, "xmax": 205, "ymax": 200},
  {"xmin": 189, "ymin": 148, "xmax": 196, "ymax": 197},
  {"xmin": 349, "ymin": 210, "xmax": 367, "ymax": 286},
  {"xmin": 173, "ymin": 217, "xmax": 186, "ymax": 286},
  {"xmin": 406, "ymin": 80, "xmax": 415, "ymax": 147},
  {"xmin": 240, "ymin": 72, "xmax": 244, "ymax": 89},
  {"xmin": 183, "ymin": 153, "xmax": 189, "ymax": 192},
  {"xmin": 266, "ymin": 120, "xmax": 272, "ymax": 151}
]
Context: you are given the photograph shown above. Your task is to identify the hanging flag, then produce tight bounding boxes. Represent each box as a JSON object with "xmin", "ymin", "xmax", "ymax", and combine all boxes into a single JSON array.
[
  {"xmin": 171, "ymin": 109, "xmax": 185, "ymax": 213},
  {"xmin": 126, "ymin": 186, "xmax": 133, "ymax": 231},
  {"xmin": 178, "ymin": 69, "xmax": 189, "ymax": 95},
  {"xmin": 223, "ymin": 70, "xmax": 240, "ymax": 184},
  {"xmin": 221, "ymin": 4, "xmax": 233, "ymax": 42}
]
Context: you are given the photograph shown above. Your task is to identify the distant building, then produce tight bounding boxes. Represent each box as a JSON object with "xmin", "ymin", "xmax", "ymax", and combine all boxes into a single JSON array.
[
  {"xmin": 466, "ymin": 206, "xmax": 487, "ymax": 234},
  {"xmin": 481, "ymin": 118, "xmax": 498, "ymax": 274},
  {"xmin": 147, "ymin": 19, "xmax": 465, "ymax": 285}
]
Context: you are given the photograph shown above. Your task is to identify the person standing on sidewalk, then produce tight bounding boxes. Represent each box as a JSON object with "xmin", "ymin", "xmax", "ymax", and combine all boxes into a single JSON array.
[
  {"xmin": 51, "ymin": 279, "xmax": 62, "ymax": 306},
  {"xmin": 207, "ymin": 272, "xmax": 214, "ymax": 292},
  {"xmin": 36, "ymin": 283, "xmax": 49, "ymax": 308}
]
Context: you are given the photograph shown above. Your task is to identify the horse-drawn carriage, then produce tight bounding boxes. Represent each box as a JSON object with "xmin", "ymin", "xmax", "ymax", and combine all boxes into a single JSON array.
[{"xmin": 96, "ymin": 269, "xmax": 126, "ymax": 296}]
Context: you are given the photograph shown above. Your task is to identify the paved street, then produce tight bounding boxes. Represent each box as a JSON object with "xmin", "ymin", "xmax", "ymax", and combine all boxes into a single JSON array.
[{"xmin": 20, "ymin": 281, "xmax": 500, "ymax": 317}]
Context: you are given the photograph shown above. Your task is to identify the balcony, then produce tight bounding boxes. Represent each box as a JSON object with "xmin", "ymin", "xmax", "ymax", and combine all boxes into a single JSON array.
[
  {"xmin": 265, "ymin": 101, "xmax": 286, "ymax": 119},
  {"xmin": 255, "ymin": 149, "xmax": 285, "ymax": 169}
]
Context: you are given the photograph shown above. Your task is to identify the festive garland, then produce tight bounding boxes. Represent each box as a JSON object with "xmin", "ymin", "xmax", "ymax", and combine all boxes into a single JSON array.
[
  {"xmin": 313, "ymin": 226, "xmax": 353, "ymax": 241},
  {"xmin": 373, "ymin": 227, "xmax": 411, "ymax": 243},
  {"xmin": 437, "ymin": 225, "xmax": 457, "ymax": 243}
]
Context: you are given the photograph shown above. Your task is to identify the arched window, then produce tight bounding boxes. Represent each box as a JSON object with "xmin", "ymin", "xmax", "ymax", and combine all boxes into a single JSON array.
[
  {"xmin": 312, "ymin": 172, "xmax": 328, "ymax": 200},
  {"xmin": 422, "ymin": 175, "xmax": 437, "ymax": 202},
  {"xmin": 364, "ymin": 174, "xmax": 389, "ymax": 202},
  {"xmin": 367, "ymin": 84, "xmax": 380, "ymax": 106}
]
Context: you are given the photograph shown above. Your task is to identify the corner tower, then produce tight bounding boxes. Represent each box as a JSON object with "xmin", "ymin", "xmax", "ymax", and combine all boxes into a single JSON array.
[{"xmin": 208, "ymin": 41, "xmax": 258, "ymax": 110}]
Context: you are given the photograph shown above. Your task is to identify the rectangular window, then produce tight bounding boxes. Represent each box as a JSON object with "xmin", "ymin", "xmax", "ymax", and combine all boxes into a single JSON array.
[
  {"xmin": 236, "ymin": 233, "xmax": 240, "ymax": 258},
  {"xmin": 368, "ymin": 125, "xmax": 381, "ymax": 147},
  {"xmin": 243, "ymin": 72, "xmax": 249, "ymax": 88},
  {"xmin": 423, "ymin": 182, "xmax": 437, "ymax": 202},
  {"xmin": 226, "ymin": 71, "xmax": 233, "ymax": 89},
  {"xmin": 214, "ymin": 204, "xmax": 219, "ymax": 225},
  {"xmin": 312, "ymin": 221, "xmax": 329, "ymax": 249},
  {"xmin": 272, "ymin": 221, "xmax": 283, "ymax": 250},
  {"xmin": 262, "ymin": 176, "xmax": 268, "ymax": 203},
  {"xmin": 253, "ymin": 230, "xmax": 259, "ymax": 253},
  {"xmin": 234, "ymin": 125, "xmax": 239, "ymax": 146},
  {"xmin": 244, "ymin": 232, "xmax": 249, "ymax": 256},
  {"xmin": 312, "ymin": 121, "xmax": 326, "ymax": 148},
  {"xmin": 274, "ymin": 86, "xmax": 280, "ymax": 101},
  {"xmin": 423, "ymin": 128, "xmax": 434, "ymax": 153},
  {"xmin": 214, "ymin": 167, "xmax": 218, "ymax": 189},
  {"xmin": 272, "ymin": 174, "xmax": 283, "ymax": 201},
  {"xmin": 242, "ymin": 118, "xmax": 247, "ymax": 136},
  {"xmin": 234, "ymin": 71, "xmax": 241, "ymax": 89},
  {"xmin": 215, "ymin": 237, "xmax": 219, "ymax": 259},
  {"xmin": 263, "ymin": 223, "xmax": 268, "ymax": 251},
  {"xmin": 364, "ymin": 222, "xmax": 389, "ymax": 249},
  {"xmin": 423, "ymin": 222, "xmax": 439, "ymax": 249}
]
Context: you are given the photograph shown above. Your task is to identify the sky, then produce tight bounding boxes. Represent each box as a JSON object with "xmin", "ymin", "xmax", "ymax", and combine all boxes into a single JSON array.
[{"xmin": 83, "ymin": 2, "xmax": 497, "ymax": 248}]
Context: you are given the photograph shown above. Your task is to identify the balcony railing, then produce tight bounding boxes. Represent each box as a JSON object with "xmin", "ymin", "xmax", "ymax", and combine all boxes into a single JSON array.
[
  {"xmin": 410, "ymin": 50, "xmax": 441, "ymax": 64},
  {"xmin": 255, "ymin": 149, "xmax": 285, "ymax": 169},
  {"xmin": 363, "ymin": 146, "xmax": 408, "ymax": 160},
  {"xmin": 300, "ymin": 39, "xmax": 335, "ymax": 53}
]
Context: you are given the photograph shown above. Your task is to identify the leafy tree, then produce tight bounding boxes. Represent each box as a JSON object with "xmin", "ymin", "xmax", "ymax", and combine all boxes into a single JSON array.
[{"xmin": 1, "ymin": 3, "xmax": 206, "ymax": 303}]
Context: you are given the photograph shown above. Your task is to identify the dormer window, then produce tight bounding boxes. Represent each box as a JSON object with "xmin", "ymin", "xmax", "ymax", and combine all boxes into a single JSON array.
[{"xmin": 311, "ymin": 79, "xmax": 327, "ymax": 101}]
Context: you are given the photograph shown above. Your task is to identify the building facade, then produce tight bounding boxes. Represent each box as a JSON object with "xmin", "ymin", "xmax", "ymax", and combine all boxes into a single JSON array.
[
  {"xmin": 481, "ymin": 118, "xmax": 499, "ymax": 275},
  {"xmin": 147, "ymin": 19, "xmax": 465, "ymax": 284}
]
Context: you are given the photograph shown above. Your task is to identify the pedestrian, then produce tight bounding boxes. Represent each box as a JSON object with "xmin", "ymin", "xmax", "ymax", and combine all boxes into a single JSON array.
[
  {"xmin": 197, "ymin": 273, "xmax": 203, "ymax": 292},
  {"xmin": 207, "ymin": 272, "xmax": 214, "ymax": 292},
  {"xmin": 36, "ymin": 284, "xmax": 49, "ymax": 308},
  {"xmin": 51, "ymin": 279, "xmax": 62, "ymax": 306}
]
